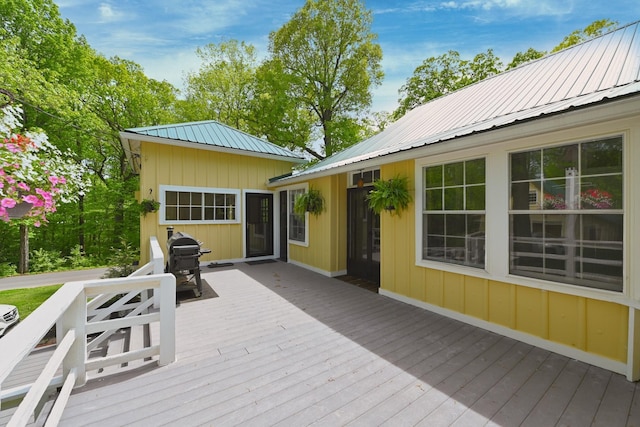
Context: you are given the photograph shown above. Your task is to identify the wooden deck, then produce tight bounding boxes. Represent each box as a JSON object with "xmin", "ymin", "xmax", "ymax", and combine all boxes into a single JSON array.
[{"xmin": 57, "ymin": 261, "xmax": 640, "ymax": 426}]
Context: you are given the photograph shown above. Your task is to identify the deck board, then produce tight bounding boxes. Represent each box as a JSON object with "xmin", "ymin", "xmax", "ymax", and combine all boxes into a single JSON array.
[{"xmin": 56, "ymin": 261, "xmax": 640, "ymax": 426}]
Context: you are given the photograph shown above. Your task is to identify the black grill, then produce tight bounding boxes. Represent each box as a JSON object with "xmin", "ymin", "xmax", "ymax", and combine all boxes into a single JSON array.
[{"xmin": 165, "ymin": 229, "xmax": 210, "ymax": 297}]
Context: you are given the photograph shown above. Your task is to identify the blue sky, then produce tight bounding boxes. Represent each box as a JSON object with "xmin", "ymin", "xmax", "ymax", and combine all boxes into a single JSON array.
[{"xmin": 54, "ymin": 0, "xmax": 639, "ymax": 113}]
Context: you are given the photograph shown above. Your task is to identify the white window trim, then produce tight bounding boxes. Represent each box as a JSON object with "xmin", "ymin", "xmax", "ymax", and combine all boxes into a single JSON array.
[
  {"xmin": 414, "ymin": 130, "xmax": 628, "ymax": 302},
  {"xmin": 507, "ymin": 136, "xmax": 624, "ymax": 292},
  {"xmin": 283, "ymin": 183, "xmax": 309, "ymax": 247},
  {"xmin": 348, "ymin": 167, "xmax": 380, "ymax": 188},
  {"xmin": 415, "ymin": 152, "xmax": 489, "ymax": 274},
  {"xmin": 159, "ymin": 184, "xmax": 241, "ymax": 225}
]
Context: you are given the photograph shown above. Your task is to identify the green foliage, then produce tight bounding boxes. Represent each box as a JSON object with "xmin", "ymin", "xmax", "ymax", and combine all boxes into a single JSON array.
[
  {"xmin": 182, "ymin": 40, "xmax": 257, "ymax": 129},
  {"xmin": 394, "ymin": 49, "xmax": 501, "ymax": 119},
  {"xmin": 247, "ymin": 59, "xmax": 315, "ymax": 155},
  {"xmin": 66, "ymin": 245, "xmax": 92, "ymax": 269},
  {"xmin": 138, "ymin": 198, "xmax": 160, "ymax": 216},
  {"xmin": 367, "ymin": 175, "xmax": 412, "ymax": 217},
  {"xmin": 0, "ymin": 262, "xmax": 17, "ymax": 278},
  {"xmin": 506, "ymin": 48, "xmax": 546, "ymax": 70},
  {"xmin": 0, "ymin": 284, "xmax": 62, "ymax": 319},
  {"xmin": 395, "ymin": 19, "xmax": 616, "ymax": 119},
  {"xmin": 552, "ymin": 19, "xmax": 618, "ymax": 52},
  {"xmin": 102, "ymin": 240, "xmax": 139, "ymax": 278},
  {"xmin": 268, "ymin": 0, "xmax": 383, "ymax": 158},
  {"xmin": 29, "ymin": 248, "xmax": 66, "ymax": 273},
  {"xmin": 294, "ymin": 188, "xmax": 325, "ymax": 217}
]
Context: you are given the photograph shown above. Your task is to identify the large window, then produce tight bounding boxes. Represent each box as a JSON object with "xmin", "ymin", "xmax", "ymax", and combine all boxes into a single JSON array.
[
  {"xmin": 422, "ymin": 158, "xmax": 486, "ymax": 268},
  {"xmin": 509, "ymin": 136, "xmax": 623, "ymax": 291},
  {"xmin": 289, "ymin": 188, "xmax": 306, "ymax": 243},
  {"xmin": 161, "ymin": 186, "xmax": 240, "ymax": 224}
]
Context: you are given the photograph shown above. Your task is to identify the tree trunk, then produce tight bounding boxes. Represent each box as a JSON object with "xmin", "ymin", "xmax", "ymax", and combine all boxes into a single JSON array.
[
  {"xmin": 78, "ymin": 194, "xmax": 85, "ymax": 251},
  {"xmin": 19, "ymin": 224, "xmax": 29, "ymax": 274}
]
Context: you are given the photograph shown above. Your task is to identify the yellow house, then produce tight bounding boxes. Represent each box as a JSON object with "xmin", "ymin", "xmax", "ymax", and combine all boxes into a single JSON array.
[
  {"xmin": 123, "ymin": 22, "xmax": 640, "ymax": 381},
  {"xmin": 120, "ymin": 120, "xmax": 306, "ymax": 264},
  {"xmin": 267, "ymin": 22, "xmax": 640, "ymax": 381}
]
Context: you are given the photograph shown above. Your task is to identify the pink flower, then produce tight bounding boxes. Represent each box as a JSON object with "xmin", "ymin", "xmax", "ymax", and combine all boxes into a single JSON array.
[
  {"xmin": 17, "ymin": 182, "xmax": 30, "ymax": 191},
  {"xmin": 23, "ymin": 194, "xmax": 39, "ymax": 204},
  {"xmin": 1, "ymin": 197, "xmax": 17, "ymax": 208},
  {"xmin": 5, "ymin": 143, "xmax": 20, "ymax": 153}
]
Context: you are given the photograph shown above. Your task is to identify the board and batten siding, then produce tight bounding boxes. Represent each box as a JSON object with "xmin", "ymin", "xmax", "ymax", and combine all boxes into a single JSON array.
[
  {"xmin": 377, "ymin": 154, "xmax": 630, "ymax": 374},
  {"xmin": 139, "ymin": 141, "xmax": 297, "ymax": 263},
  {"xmin": 287, "ymin": 174, "xmax": 348, "ymax": 275}
]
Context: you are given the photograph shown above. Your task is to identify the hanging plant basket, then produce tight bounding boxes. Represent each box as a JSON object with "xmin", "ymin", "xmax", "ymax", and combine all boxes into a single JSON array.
[
  {"xmin": 367, "ymin": 175, "xmax": 412, "ymax": 217},
  {"xmin": 7, "ymin": 202, "xmax": 34, "ymax": 219},
  {"xmin": 294, "ymin": 187, "xmax": 325, "ymax": 217},
  {"xmin": 139, "ymin": 198, "xmax": 160, "ymax": 216}
]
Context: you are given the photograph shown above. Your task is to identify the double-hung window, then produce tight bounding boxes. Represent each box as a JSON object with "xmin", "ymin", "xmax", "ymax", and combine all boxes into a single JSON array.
[
  {"xmin": 509, "ymin": 136, "xmax": 623, "ymax": 291},
  {"xmin": 161, "ymin": 185, "xmax": 240, "ymax": 224},
  {"xmin": 422, "ymin": 158, "xmax": 486, "ymax": 268}
]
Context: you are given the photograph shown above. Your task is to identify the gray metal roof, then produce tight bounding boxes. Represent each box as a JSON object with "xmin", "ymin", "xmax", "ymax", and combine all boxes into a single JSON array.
[
  {"xmin": 286, "ymin": 21, "xmax": 640, "ymax": 180},
  {"xmin": 125, "ymin": 120, "xmax": 305, "ymax": 162}
]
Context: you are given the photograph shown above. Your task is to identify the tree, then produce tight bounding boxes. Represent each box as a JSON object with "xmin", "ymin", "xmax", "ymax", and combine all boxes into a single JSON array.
[
  {"xmin": 552, "ymin": 19, "xmax": 618, "ymax": 52},
  {"xmin": 506, "ymin": 47, "xmax": 546, "ymax": 70},
  {"xmin": 182, "ymin": 40, "xmax": 257, "ymax": 130},
  {"xmin": 247, "ymin": 59, "xmax": 316, "ymax": 156},
  {"xmin": 395, "ymin": 19, "xmax": 618, "ymax": 119},
  {"xmin": 268, "ymin": 0, "xmax": 383, "ymax": 159},
  {"xmin": 394, "ymin": 49, "xmax": 501, "ymax": 119}
]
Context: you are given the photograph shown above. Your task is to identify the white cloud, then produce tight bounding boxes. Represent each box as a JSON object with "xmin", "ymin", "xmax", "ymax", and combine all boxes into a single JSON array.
[
  {"xmin": 97, "ymin": 2, "xmax": 126, "ymax": 23},
  {"xmin": 374, "ymin": 0, "xmax": 573, "ymax": 17},
  {"xmin": 439, "ymin": 0, "xmax": 574, "ymax": 16}
]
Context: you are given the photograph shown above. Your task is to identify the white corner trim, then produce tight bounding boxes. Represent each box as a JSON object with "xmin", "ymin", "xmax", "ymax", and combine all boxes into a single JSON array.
[{"xmin": 379, "ymin": 288, "xmax": 627, "ymax": 377}]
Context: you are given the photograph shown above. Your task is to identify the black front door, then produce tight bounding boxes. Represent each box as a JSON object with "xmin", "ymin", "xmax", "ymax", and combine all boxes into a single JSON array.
[
  {"xmin": 347, "ymin": 187, "xmax": 380, "ymax": 284},
  {"xmin": 246, "ymin": 193, "xmax": 273, "ymax": 258}
]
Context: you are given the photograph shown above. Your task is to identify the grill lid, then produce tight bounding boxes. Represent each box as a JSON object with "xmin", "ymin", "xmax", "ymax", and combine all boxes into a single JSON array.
[{"xmin": 167, "ymin": 231, "xmax": 200, "ymax": 251}]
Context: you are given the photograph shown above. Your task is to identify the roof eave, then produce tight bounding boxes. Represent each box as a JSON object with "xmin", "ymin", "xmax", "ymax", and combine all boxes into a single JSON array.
[
  {"xmin": 268, "ymin": 93, "xmax": 640, "ymax": 187},
  {"xmin": 119, "ymin": 131, "xmax": 307, "ymax": 169}
]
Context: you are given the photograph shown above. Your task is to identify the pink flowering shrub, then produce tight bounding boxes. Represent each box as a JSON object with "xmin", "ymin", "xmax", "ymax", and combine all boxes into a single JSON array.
[
  {"xmin": 0, "ymin": 105, "xmax": 90, "ymax": 225},
  {"xmin": 542, "ymin": 188, "xmax": 614, "ymax": 210}
]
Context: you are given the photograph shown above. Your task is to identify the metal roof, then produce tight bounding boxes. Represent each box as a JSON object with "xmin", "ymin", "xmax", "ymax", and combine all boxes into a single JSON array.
[
  {"xmin": 124, "ymin": 120, "xmax": 305, "ymax": 162},
  {"xmin": 284, "ymin": 21, "xmax": 640, "ymax": 181}
]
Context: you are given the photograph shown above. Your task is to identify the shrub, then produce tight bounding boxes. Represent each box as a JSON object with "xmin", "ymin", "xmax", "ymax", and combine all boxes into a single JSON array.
[
  {"xmin": 102, "ymin": 240, "xmax": 139, "ymax": 278},
  {"xmin": 0, "ymin": 262, "xmax": 16, "ymax": 278},
  {"xmin": 29, "ymin": 248, "xmax": 66, "ymax": 273},
  {"xmin": 66, "ymin": 245, "xmax": 92, "ymax": 269}
]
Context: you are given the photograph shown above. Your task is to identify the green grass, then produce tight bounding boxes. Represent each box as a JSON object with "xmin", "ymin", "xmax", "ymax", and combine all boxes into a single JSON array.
[{"xmin": 0, "ymin": 285, "xmax": 62, "ymax": 319}]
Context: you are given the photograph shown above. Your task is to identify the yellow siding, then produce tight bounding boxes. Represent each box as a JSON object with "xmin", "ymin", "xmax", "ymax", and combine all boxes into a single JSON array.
[
  {"xmin": 139, "ymin": 141, "xmax": 297, "ymax": 263},
  {"xmin": 488, "ymin": 280, "xmax": 514, "ymax": 328},
  {"xmin": 464, "ymin": 276, "xmax": 488, "ymax": 321},
  {"xmin": 425, "ymin": 269, "xmax": 444, "ymax": 306},
  {"xmin": 286, "ymin": 174, "xmax": 347, "ymax": 273},
  {"xmin": 586, "ymin": 299, "xmax": 628, "ymax": 361},
  {"xmin": 516, "ymin": 286, "xmax": 547, "ymax": 338},
  {"xmin": 377, "ymin": 159, "xmax": 629, "ymax": 364}
]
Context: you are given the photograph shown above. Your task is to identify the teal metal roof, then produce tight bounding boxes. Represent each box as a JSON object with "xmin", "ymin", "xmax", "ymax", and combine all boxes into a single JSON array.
[
  {"xmin": 279, "ymin": 21, "xmax": 640, "ymax": 182},
  {"xmin": 125, "ymin": 120, "xmax": 305, "ymax": 162}
]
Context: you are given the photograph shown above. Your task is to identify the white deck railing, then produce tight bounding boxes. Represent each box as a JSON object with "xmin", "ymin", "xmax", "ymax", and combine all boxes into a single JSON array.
[{"xmin": 0, "ymin": 236, "xmax": 175, "ymax": 427}]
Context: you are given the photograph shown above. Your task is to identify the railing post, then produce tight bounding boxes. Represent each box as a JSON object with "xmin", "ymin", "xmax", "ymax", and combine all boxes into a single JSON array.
[
  {"xmin": 61, "ymin": 289, "xmax": 87, "ymax": 387},
  {"xmin": 150, "ymin": 236, "xmax": 165, "ymax": 309},
  {"xmin": 158, "ymin": 274, "xmax": 176, "ymax": 365}
]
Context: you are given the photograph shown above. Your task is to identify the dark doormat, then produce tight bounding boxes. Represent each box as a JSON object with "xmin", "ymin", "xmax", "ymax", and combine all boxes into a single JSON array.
[
  {"xmin": 176, "ymin": 279, "xmax": 218, "ymax": 304},
  {"xmin": 207, "ymin": 262, "xmax": 234, "ymax": 268},
  {"xmin": 246, "ymin": 259, "xmax": 278, "ymax": 266},
  {"xmin": 336, "ymin": 275, "xmax": 379, "ymax": 293}
]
